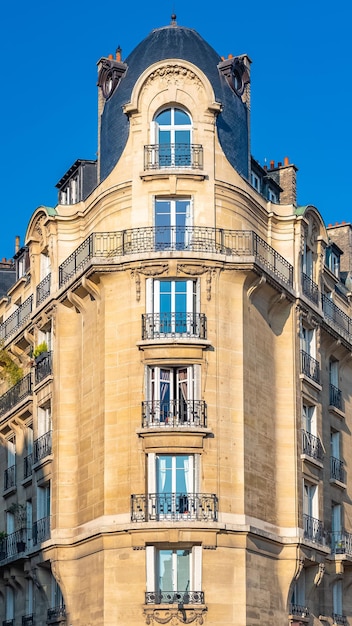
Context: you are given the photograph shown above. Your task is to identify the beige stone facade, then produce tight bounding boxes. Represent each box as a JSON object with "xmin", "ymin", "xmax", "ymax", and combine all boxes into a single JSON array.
[{"xmin": 0, "ymin": 20, "xmax": 352, "ymax": 626}]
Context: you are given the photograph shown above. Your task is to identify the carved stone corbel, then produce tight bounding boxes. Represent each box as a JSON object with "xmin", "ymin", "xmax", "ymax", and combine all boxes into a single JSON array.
[
  {"xmin": 82, "ymin": 276, "xmax": 101, "ymax": 302},
  {"xmin": 314, "ymin": 563, "xmax": 325, "ymax": 586},
  {"xmin": 247, "ymin": 275, "xmax": 266, "ymax": 300},
  {"xmin": 67, "ymin": 291, "xmax": 86, "ymax": 314}
]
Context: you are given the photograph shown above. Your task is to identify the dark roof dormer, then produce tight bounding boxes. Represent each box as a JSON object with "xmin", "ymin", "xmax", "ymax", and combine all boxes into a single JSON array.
[{"xmin": 56, "ymin": 159, "xmax": 97, "ymax": 205}]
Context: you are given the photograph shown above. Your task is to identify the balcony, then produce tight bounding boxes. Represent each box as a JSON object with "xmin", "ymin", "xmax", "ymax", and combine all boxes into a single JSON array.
[
  {"xmin": 36, "ymin": 273, "xmax": 51, "ymax": 306},
  {"xmin": 35, "ymin": 351, "xmax": 52, "ymax": 384},
  {"xmin": 23, "ymin": 453, "xmax": 33, "ymax": 479},
  {"xmin": 300, "ymin": 350, "xmax": 320, "ymax": 384},
  {"xmin": 142, "ymin": 400, "xmax": 207, "ymax": 428},
  {"xmin": 131, "ymin": 492, "xmax": 217, "ymax": 522},
  {"xmin": 58, "ymin": 228, "xmax": 293, "ymax": 289},
  {"xmin": 0, "ymin": 373, "xmax": 32, "ymax": 417},
  {"xmin": 330, "ymin": 530, "xmax": 352, "ymax": 556},
  {"xmin": 144, "ymin": 143, "xmax": 203, "ymax": 170},
  {"xmin": 0, "ymin": 528, "xmax": 27, "ymax": 561},
  {"xmin": 4, "ymin": 464, "xmax": 15, "ymax": 491},
  {"xmin": 302, "ymin": 272, "xmax": 319, "ymax": 305},
  {"xmin": 0, "ymin": 296, "xmax": 33, "ymax": 342},
  {"xmin": 145, "ymin": 590, "xmax": 204, "ymax": 605},
  {"xmin": 331, "ymin": 457, "xmax": 345, "ymax": 483},
  {"xmin": 330, "ymin": 384, "xmax": 343, "ymax": 411},
  {"xmin": 303, "ymin": 514, "xmax": 326, "ymax": 545},
  {"xmin": 142, "ymin": 312, "xmax": 207, "ymax": 340},
  {"xmin": 33, "ymin": 431, "xmax": 52, "ymax": 464},
  {"xmin": 289, "ymin": 604, "xmax": 309, "ymax": 618},
  {"xmin": 32, "ymin": 516, "xmax": 50, "ymax": 544},
  {"xmin": 322, "ymin": 294, "xmax": 352, "ymax": 341},
  {"xmin": 47, "ymin": 606, "xmax": 66, "ymax": 624},
  {"xmin": 22, "ymin": 616, "xmax": 34, "ymax": 626},
  {"xmin": 3, "ymin": 621, "xmax": 14, "ymax": 626},
  {"xmin": 301, "ymin": 430, "xmax": 323, "ymax": 462},
  {"xmin": 332, "ymin": 615, "xmax": 347, "ymax": 626}
]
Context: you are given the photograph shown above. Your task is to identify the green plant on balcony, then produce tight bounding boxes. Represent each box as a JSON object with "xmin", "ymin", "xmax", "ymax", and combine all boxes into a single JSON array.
[
  {"xmin": 33, "ymin": 341, "xmax": 48, "ymax": 363},
  {"xmin": 0, "ymin": 343, "xmax": 23, "ymax": 386}
]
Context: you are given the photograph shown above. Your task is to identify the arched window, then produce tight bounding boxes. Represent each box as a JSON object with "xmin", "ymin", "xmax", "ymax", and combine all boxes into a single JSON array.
[{"xmin": 152, "ymin": 108, "xmax": 192, "ymax": 167}]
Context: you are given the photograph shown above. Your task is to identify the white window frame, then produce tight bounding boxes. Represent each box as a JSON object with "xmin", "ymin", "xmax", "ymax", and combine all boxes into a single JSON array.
[
  {"xmin": 152, "ymin": 108, "xmax": 193, "ymax": 168},
  {"xmin": 300, "ymin": 325, "xmax": 316, "ymax": 358},
  {"xmin": 146, "ymin": 545, "xmax": 202, "ymax": 594},
  {"xmin": 303, "ymin": 481, "xmax": 318, "ymax": 519},
  {"xmin": 37, "ymin": 482, "xmax": 51, "ymax": 520},
  {"xmin": 329, "ymin": 359, "xmax": 339, "ymax": 388},
  {"xmin": 250, "ymin": 172, "xmax": 260, "ymax": 192},
  {"xmin": 37, "ymin": 402, "xmax": 52, "ymax": 438}
]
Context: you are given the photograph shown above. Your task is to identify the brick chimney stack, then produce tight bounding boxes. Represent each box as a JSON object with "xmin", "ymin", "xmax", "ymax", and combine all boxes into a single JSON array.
[{"xmin": 267, "ymin": 157, "xmax": 298, "ymax": 205}]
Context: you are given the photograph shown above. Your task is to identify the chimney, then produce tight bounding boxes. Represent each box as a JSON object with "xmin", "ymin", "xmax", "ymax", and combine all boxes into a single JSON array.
[
  {"xmin": 15, "ymin": 236, "xmax": 20, "ymax": 253},
  {"xmin": 116, "ymin": 46, "xmax": 122, "ymax": 62},
  {"xmin": 267, "ymin": 157, "xmax": 298, "ymax": 205}
]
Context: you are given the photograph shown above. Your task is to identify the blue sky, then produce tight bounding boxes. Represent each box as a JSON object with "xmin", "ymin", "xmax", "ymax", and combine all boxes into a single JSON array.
[{"xmin": 0, "ymin": 0, "xmax": 350, "ymax": 260}]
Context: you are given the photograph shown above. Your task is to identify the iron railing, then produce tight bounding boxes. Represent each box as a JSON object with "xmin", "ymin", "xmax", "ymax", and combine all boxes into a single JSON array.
[
  {"xmin": 330, "ymin": 384, "xmax": 343, "ymax": 411},
  {"xmin": 3, "ymin": 528, "xmax": 26, "ymax": 559},
  {"xmin": 23, "ymin": 453, "xmax": 33, "ymax": 479},
  {"xmin": 142, "ymin": 312, "xmax": 207, "ymax": 340},
  {"xmin": 131, "ymin": 492, "xmax": 217, "ymax": 522},
  {"xmin": 301, "ymin": 430, "xmax": 323, "ymax": 461},
  {"xmin": 58, "ymin": 228, "xmax": 293, "ymax": 288},
  {"xmin": 322, "ymin": 294, "xmax": 352, "ymax": 339},
  {"xmin": 303, "ymin": 514, "xmax": 325, "ymax": 544},
  {"xmin": 33, "ymin": 431, "xmax": 52, "ymax": 464},
  {"xmin": 0, "ymin": 296, "xmax": 33, "ymax": 342},
  {"xmin": 36, "ymin": 273, "xmax": 51, "ymax": 306},
  {"xmin": 330, "ymin": 530, "xmax": 352, "ymax": 556},
  {"xmin": 300, "ymin": 350, "xmax": 320, "ymax": 384},
  {"xmin": 331, "ymin": 457, "xmax": 345, "ymax": 483},
  {"xmin": 301, "ymin": 273, "xmax": 319, "ymax": 305},
  {"xmin": 0, "ymin": 373, "xmax": 32, "ymax": 417},
  {"xmin": 22, "ymin": 616, "xmax": 34, "ymax": 626},
  {"xmin": 47, "ymin": 606, "xmax": 66, "ymax": 621},
  {"xmin": 32, "ymin": 516, "xmax": 50, "ymax": 544},
  {"xmin": 144, "ymin": 143, "xmax": 203, "ymax": 170},
  {"xmin": 142, "ymin": 400, "xmax": 207, "ymax": 428},
  {"xmin": 2, "ymin": 620, "xmax": 14, "ymax": 626},
  {"xmin": 332, "ymin": 614, "xmax": 347, "ymax": 625},
  {"xmin": 289, "ymin": 604, "xmax": 309, "ymax": 618},
  {"xmin": 35, "ymin": 351, "xmax": 52, "ymax": 384},
  {"xmin": 145, "ymin": 590, "xmax": 204, "ymax": 605},
  {"xmin": 4, "ymin": 464, "xmax": 15, "ymax": 491}
]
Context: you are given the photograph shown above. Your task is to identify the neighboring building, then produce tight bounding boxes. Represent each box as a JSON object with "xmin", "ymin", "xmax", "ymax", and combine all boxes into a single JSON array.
[{"xmin": 0, "ymin": 16, "xmax": 352, "ymax": 626}]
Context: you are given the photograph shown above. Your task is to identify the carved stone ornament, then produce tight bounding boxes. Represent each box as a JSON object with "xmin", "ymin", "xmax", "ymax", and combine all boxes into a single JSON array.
[
  {"xmin": 144, "ymin": 64, "xmax": 202, "ymax": 90},
  {"xmin": 218, "ymin": 57, "xmax": 250, "ymax": 96},
  {"xmin": 144, "ymin": 606, "xmax": 207, "ymax": 625},
  {"xmin": 98, "ymin": 58, "xmax": 127, "ymax": 100}
]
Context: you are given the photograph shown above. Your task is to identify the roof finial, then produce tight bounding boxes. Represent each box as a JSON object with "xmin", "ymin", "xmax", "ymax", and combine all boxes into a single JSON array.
[{"xmin": 171, "ymin": 13, "xmax": 177, "ymax": 25}]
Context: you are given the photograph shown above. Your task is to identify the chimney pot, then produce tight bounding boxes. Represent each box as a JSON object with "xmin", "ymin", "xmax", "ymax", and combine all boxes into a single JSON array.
[
  {"xmin": 15, "ymin": 235, "xmax": 20, "ymax": 253},
  {"xmin": 270, "ymin": 160, "xmax": 275, "ymax": 169},
  {"xmin": 284, "ymin": 156, "xmax": 289, "ymax": 166},
  {"xmin": 278, "ymin": 161, "xmax": 282, "ymax": 168}
]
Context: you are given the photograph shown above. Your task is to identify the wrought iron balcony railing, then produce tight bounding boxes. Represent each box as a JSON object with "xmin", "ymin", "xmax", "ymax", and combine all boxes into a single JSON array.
[
  {"xmin": 33, "ymin": 431, "xmax": 52, "ymax": 464},
  {"xmin": 142, "ymin": 400, "xmax": 207, "ymax": 428},
  {"xmin": 23, "ymin": 453, "xmax": 33, "ymax": 479},
  {"xmin": 0, "ymin": 296, "xmax": 33, "ymax": 342},
  {"xmin": 0, "ymin": 528, "xmax": 27, "ymax": 561},
  {"xmin": 47, "ymin": 605, "xmax": 66, "ymax": 622},
  {"xmin": 301, "ymin": 430, "xmax": 323, "ymax": 461},
  {"xmin": 58, "ymin": 228, "xmax": 293, "ymax": 288},
  {"xmin": 322, "ymin": 294, "xmax": 352, "ymax": 340},
  {"xmin": 332, "ymin": 614, "xmax": 347, "ymax": 625},
  {"xmin": 4, "ymin": 464, "xmax": 15, "ymax": 491},
  {"xmin": 330, "ymin": 384, "xmax": 343, "ymax": 411},
  {"xmin": 32, "ymin": 516, "xmax": 50, "ymax": 545},
  {"xmin": 144, "ymin": 143, "xmax": 203, "ymax": 170},
  {"xmin": 142, "ymin": 312, "xmax": 207, "ymax": 340},
  {"xmin": 302, "ymin": 272, "xmax": 319, "ymax": 305},
  {"xmin": 0, "ymin": 373, "xmax": 32, "ymax": 417},
  {"xmin": 131, "ymin": 492, "xmax": 217, "ymax": 522},
  {"xmin": 35, "ymin": 351, "xmax": 52, "ymax": 384},
  {"xmin": 300, "ymin": 350, "xmax": 320, "ymax": 384},
  {"xmin": 331, "ymin": 456, "xmax": 345, "ymax": 483},
  {"xmin": 303, "ymin": 514, "xmax": 325, "ymax": 545},
  {"xmin": 145, "ymin": 590, "xmax": 204, "ymax": 605},
  {"xmin": 36, "ymin": 273, "xmax": 51, "ymax": 306},
  {"xmin": 330, "ymin": 530, "xmax": 352, "ymax": 556},
  {"xmin": 22, "ymin": 616, "xmax": 34, "ymax": 626},
  {"xmin": 289, "ymin": 604, "xmax": 309, "ymax": 618},
  {"xmin": 2, "ymin": 620, "xmax": 14, "ymax": 626}
]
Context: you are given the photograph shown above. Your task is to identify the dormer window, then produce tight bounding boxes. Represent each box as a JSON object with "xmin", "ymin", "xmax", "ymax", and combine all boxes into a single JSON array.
[
  {"xmin": 250, "ymin": 172, "xmax": 261, "ymax": 192},
  {"xmin": 325, "ymin": 244, "xmax": 341, "ymax": 278},
  {"xmin": 15, "ymin": 246, "xmax": 30, "ymax": 280}
]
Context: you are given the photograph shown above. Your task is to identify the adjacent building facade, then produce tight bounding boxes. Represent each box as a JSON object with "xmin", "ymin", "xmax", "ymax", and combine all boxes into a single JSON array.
[{"xmin": 0, "ymin": 17, "xmax": 352, "ymax": 626}]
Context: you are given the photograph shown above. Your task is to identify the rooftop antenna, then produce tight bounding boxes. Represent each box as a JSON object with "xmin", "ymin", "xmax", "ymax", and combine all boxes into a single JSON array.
[{"xmin": 170, "ymin": 1, "xmax": 177, "ymax": 25}]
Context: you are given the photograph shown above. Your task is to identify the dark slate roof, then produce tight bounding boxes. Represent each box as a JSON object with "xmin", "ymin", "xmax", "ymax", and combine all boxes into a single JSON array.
[
  {"xmin": 0, "ymin": 269, "xmax": 16, "ymax": 298},
  {"xmin": 100, "ymin": 25, "xmax": 249, "ymax": 181}
]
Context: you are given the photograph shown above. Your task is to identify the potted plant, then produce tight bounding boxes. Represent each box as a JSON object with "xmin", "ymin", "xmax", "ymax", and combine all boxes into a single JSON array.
[
  {"xmin": 0, "ymin": 342, "xmax": 23, "ymax": 386},
  {"xmin": 8, "ymin": 503, "xmax": 26, "ymax": 552},
  {"xmin": 33, "ymin": 341, "xmax": 48, "ymax": 364}
]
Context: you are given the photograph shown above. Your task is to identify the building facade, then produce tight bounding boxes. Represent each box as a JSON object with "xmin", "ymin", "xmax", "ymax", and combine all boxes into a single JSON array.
[{"xmin": 0, "ymin": 17, "xmax": 352, "ymax": 626}]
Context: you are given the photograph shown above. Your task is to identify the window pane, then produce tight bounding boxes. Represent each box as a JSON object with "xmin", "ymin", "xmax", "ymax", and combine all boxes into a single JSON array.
[
  {"xmin": 158, "ymin": 550, "xmax": 173, "ymax": 591},
  {"xmin": 174, "ymin": 110, "xmax": 191, "ymax": 125},
  {"xmin": 156, "ymin": 110, "xmax": 171, "ymax": 125},
  {"xmin": 177, "ymin": 550, "xmax": 190, "ymax": 590}
]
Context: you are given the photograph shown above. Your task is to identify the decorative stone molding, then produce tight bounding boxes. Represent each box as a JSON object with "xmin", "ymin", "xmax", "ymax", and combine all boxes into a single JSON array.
[
  {"xmin": 313, "ymin": 563, "xmax": 325, "ymax": 586},
  {"xmin": 144, "ymin": 606, "xmax": 207, "ymax": 625},
  {"xmin": 97, "ymin": 57, "xmax": 127, "ymax": 100},
  {"xmin": 143, "ymin": 64, "xmax": 203, "ymax": 91}
]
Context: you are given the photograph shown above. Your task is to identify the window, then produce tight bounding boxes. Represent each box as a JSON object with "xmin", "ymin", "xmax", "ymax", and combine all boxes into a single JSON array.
[
  {"xmin": 303, "ymin": 481, "xmax": 322, "ymax": 543},
  {"xmin": 331, "ymin": 503, "xmax": 342, "ymax": 552},
  {"xmin": 145, "ymin": 365, "xmax": 201, "ymax": 425},
  {"xmin": 332, "ymin": 580, "xmax": 343, "ymax": 620},
  {"xmin": 6, "ymin": 511, "xmax": 15, "ymax": 535},
  {"xmin": 146, "ymin": 277, "xmax": 200, "ymax": 337},
  {"xmin": 326, "ymin": 246, "xmax": 340, "ymax": 277},
  {"xmin": 148, "ymin": 453, "xmax": 198, "ymax": 519},
  {"xmin": 25, "ymin": 578, "xmax": 34, "ymax": 617},
  {"xmin": 302, "ymin": 243, "xmax": 313, "ymax": 279},
  {"xmin": 300, "ymin": 325, "xmax": 320, "ymax": 383},
  {"xmin": 303, "ymin": 482, "xmax": 318, "ymax": 519},
  {"xmin": 331, "ymin": 430, "xmax": 344, "ymax": 482},
  {"xmin": 251, "ymin": 172, "xmax": 261, "ymax": 192},
  {"xmin": 291, "ymin": 569, "xmax": 307, "ymax": 614},
  {"xmin": 37, "ymin": 402, "xmax": 52, "ymax": 437},
  {"xmin": 40, "ymin": 251, "xmax": 51, "ymax": 280},
  {"xmin": 302, "ymin": 403, "xmax": 322, "ymax": 461},
  {"xmin": 300, "ymin": 325, "xmax": 316, "ymax": 358},
  {"xmin": 268, "ymin": 188, "xmax": 278, "ymax": 203},
  {"xmin": 146, "ymin": 545, "xmax": 203, "ymax": 604},
  {"xmin": 154, "ymin": 198, "xmax": 192, "ymax": 250},
  {"xmin": 26, "ymin": 500, "xmax": 33, "ymax": 546},
  {"xmin": 37, "ymin": 482, "xmax": 51, "ymax": 520},
  {"xmin": 152, "ymin": 108, "xmax": 192, "ymax": 167},
  {"xmin": 5, "ymin": 436, "xmax": 16, "ymax": 490},
  {"xmin": 5, "ymin": 586, "xmax": 14, "ymax": 621}
]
